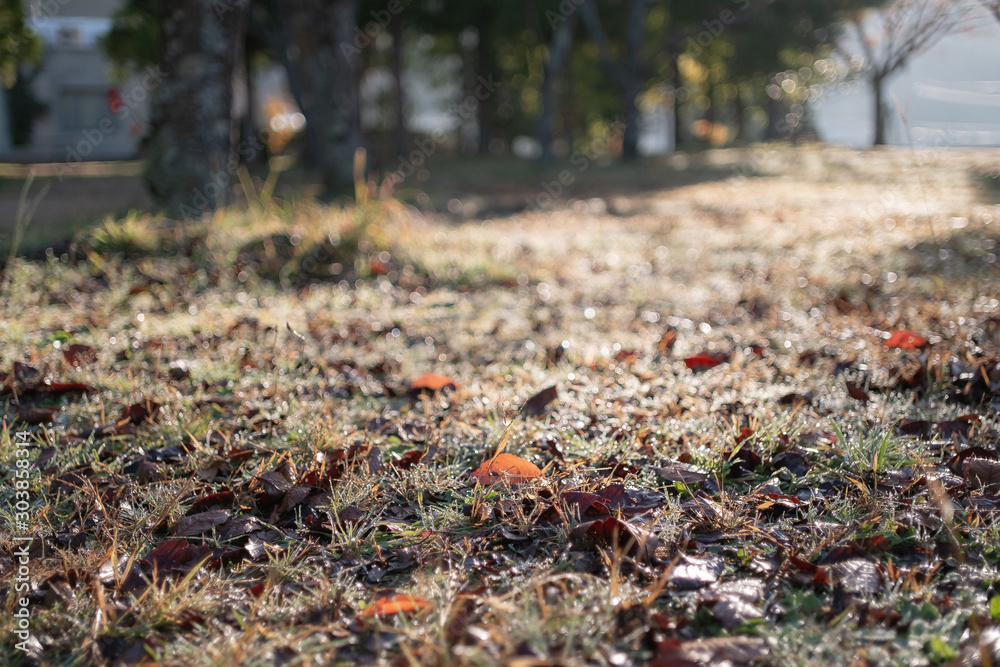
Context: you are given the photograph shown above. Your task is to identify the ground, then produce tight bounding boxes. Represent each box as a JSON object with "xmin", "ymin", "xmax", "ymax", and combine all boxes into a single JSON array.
[{"xmin": 2, "ymin": 145, "xmax": 1000, "ymax": 666}]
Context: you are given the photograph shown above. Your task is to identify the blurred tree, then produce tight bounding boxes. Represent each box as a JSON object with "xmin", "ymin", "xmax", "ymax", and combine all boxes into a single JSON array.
[
  {"xmin": 143, "ymin": 0, "xmax": 248, "ymax": 215},
  {"xmin": 0, "ymin": 0, "xmax": 41, "ymax": 87},
  {"xmin": 1, "ymin": 0, "xmax": 43, "ymax": 146},
  {"xmin": 841, "ymin": 0, "xmax": 965, "ymax": 145},
  {"xmin": 275, "ymin": 0, "xmax": 363, "ymax": 192}
]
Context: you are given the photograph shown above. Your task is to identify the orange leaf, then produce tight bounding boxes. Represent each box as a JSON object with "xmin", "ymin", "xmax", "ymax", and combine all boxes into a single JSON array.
[
  {"xmin": 884, "ymin": 330, "xmax": 928, "ymax": 349},
  {"xmin": 471, "ymin": 453, "xmax": 542, "ymax": 485},
  {"xmin": 359, "ymin": 593, "xmax": 432, "ymax": 618},
  {"xmin": 409, "ymin": 373, "xmax": 458, "ymax": 392}
]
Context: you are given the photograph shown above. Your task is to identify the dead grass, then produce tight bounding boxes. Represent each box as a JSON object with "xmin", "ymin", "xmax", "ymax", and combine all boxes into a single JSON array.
[{"xmin": 2, "ymin": 145, "xmax": 1000, "ymax": 666}]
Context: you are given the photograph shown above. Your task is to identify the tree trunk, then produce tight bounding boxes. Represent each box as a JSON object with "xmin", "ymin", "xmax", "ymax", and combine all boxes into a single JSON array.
[
  {"xmin": 872, "ymin": 76, "xmax": 886, "ymax": 146},
  {"xmin": 538, "ymin": 14, "xmax": 576, "ymax": 164},
  {"xmin": 475, "ymin": 14, "xmax": 496, "ymax": 155},
  {"xmin": 621, "ymin": 0, "xmax": 644, "ymax": 161},
  {"xmin": 390, "ymin": 11, "xmax": 407, "ymax": 157},
  {"xmin": 733, "ymin": 84, "xmax": 746, "ymax": 144},
  {"xmin": 669, "ymin": 45, "xmax": 683, "ymax": 150},
  {"xmin": 145, "ymin": 0, "xmax": 247, "ymax": 216},
  {"xmin": 278, "ymin": 0, "xmax": 363, "ymax": 193}
]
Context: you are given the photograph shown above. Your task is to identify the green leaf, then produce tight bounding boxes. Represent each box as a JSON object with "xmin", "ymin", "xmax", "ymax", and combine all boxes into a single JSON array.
[{"xmin": 990, "ymin": 595, "xmax": 1000, "ymax": 622}]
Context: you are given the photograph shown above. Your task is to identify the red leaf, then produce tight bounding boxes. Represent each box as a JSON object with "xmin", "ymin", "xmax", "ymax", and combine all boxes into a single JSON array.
[
  {"xmin": 470, "ymin": 453, "xmax": 542, "ymax": 485},
  {"xmin": 683, "ymin": 352, "xmax": 728, "ymax": 371},
  {"xmin": 885, "ymin": 330, "xmax": 928, "ymax": 349},
  {"xmin": 359, "ymin": 593, "xmax": 432, "ymax": 618},
  {"xmin": 61, "ymin": 344, "xmax": 97, "ymax": 366}
]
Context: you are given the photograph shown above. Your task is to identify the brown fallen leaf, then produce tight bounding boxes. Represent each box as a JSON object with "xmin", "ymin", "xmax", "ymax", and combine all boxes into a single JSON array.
[
  {"xmin": 965, "ymin": 458, "xmax": 1000, "ymax": 492},
  {"xmin": 174, "ymin": 509, "xmax": 231, "ymax": 537},
  {"xmin": 570, "ymin": 516, "xmax": 659, "ymax": 562},
  {"xmin": 61, "ymin": 344, "xmax": 97, "ymax": 366},
  {"xmin": 845, "ymin": 380, "xmax": 870, "ymax": 403},
  {"xmin": 16, "ymin": 405, "xmax": 57, "ymax": 425},
  {"xmin": 470, "ymin": 453, "xmax": 543, "ymax": 485},
  {"xmin": 522, "ymin": 385, "xmax": 558, "ymax": 417}
]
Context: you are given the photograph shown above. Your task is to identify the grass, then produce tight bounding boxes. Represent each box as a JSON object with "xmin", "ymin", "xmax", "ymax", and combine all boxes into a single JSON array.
[{"xmin": 1, "ymin": 144, "xmax": 1000, "ymax": 665}]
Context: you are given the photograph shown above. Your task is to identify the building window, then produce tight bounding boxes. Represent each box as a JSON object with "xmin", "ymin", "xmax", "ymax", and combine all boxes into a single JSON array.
[{"xmin": 59, "ymin": 90, "xmax": 106, "ymax": 131}]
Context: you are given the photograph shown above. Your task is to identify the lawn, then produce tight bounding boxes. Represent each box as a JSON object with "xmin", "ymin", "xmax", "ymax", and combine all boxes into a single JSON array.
[{"xmin": 2, "ymin": 144, "xmax": 1000, "ymax": 666}]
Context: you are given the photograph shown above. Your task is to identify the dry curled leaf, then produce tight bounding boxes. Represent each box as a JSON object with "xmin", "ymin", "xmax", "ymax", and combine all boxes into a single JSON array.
[{"xmin": 470, "ymin": 453, "xmax": 542, "ymax": 485}]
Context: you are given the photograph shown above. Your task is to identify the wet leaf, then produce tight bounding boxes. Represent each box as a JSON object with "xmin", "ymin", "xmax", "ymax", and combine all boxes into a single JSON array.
[
  {"xmin": 885, "ymin": 330, "xmax": 929, "ymax": 349},
  {"xmin": 522, "ymin": 385, "xmax": 558, "ymax": 417},
  {"xmin": 470, "ymin": 453, "xmax": 543, "ymax": 485},
  {"xmin": 174, "ymin": 509, "xmax": 231, "ymax": 537},
  {"xmin": 830, "ymin": 558, "xmax": 881, "ymax": 595},
  {"xmin": 652, "ymin": 460, "xmax": 709, "ymax": 485},
  {"xmin": 571, "ymin": 516, "xmax": 659, "ymax": 562},
  {"xmin": 669, "ymin": 554, "xmax": 724, "ymax": 589},
  {"xmin": 965, "ymin": 458, "xmax": 1000, "ymax": 492}
]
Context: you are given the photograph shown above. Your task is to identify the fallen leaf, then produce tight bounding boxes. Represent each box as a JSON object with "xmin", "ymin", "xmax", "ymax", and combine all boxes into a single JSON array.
[
  {"xmin": 965, "ymin": 458, "xmax": 1000, "ymax": 492},
  {"xmin": 470, "ymin": 453, "xmax": 543, "ymax": 485},
  {"xmin": 830, "ymin": 558, "xmax": 881, "ymax": 594},
  {"xmin": 657, "ymin": 327, "xmax": 677, "ymax": 355},
  {"xmin": 16, "ymin": 405, "xmax": 57, "ymax": 425},
  {"xmin": 684, "ymin": 352, "xmax": 728, "ymax": 371},
  {"xmin": 845, "ymin": 380, "xmax": 870, "ymax": 403},
  {"xmin": 571, "ymin": 516, "xmax": 659, "ymax": 562},
  {"xmin": 359, "ymin": 593, "xmax": 432, "ymax": 618},
  {"xmin": 522, "ymin": 385, "xmax": 558, "ymax": 417},
  {"xmin": 653, "ymin": 460, "xmax": 709, "ymax": 485},
  {"xmin": 885, "ymin": 330, "xmax": 929, "ymax": 349},
  {"xmin": 61, "ymin": 344, "xmax": 97, "ymax": 366},
  {"xmin": 409, "ymin": 373, "xmax": 457, "ymax": 394},
  {"xmin": 174, "ymin": 509, "xmax": 231, "ymax": 537}
]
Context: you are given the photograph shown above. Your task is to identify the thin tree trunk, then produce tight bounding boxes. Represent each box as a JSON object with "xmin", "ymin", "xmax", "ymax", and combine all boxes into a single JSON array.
[
  {"xmin": 872, "ymin": 76, "xmax": 886, "ymax": 146},
  {"xmin": 670, "ymin": 45, "xmax": 683, "ymax": 150},
  {"xmin": 621, "ymin": 0, "xmax": 644, "ymax": 161},
  {"xmin": 391, "ymin": 11, "xmax": 407, "ymax": 157},
  {"xmin": 145, "ymin": 0, "xmax": 247, "ymax": 216},
  {"xmin": 475, "ymin": 14, "xmax": 496, "ymax": 155},
  {"xmin": 734, "ymin": 84, "xmax": 746, "ymax": 144},
  {"xmin": 538, "ymin": 14, "xmax": 576, "ymax": 164}
]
